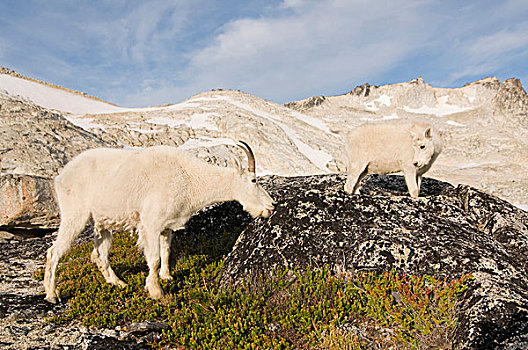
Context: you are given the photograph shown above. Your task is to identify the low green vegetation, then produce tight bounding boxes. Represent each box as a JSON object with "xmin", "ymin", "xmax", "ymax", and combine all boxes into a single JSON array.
[{"xmin": 35, "ymin": 229, "xmax": 471, "ymax": 349}]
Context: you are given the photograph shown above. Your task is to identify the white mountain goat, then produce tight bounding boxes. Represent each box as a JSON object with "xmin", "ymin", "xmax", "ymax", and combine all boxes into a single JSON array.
[
  {"xmin": 43, "ymin": 142, "xmax": 275, "ymax": 303},
  {"xmin": 344, "ymin": 121, "xmax": 442, "ymax": 198}
]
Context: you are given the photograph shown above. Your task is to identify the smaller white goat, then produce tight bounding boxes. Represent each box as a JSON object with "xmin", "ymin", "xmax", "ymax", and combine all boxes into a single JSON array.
[
  {"xmin": 344, "ymin": 121, "xmax": 442, "ymax": 198},
  {"xmin": 43, "ymin": 142, "xmax": 275, "ymax": 303}
]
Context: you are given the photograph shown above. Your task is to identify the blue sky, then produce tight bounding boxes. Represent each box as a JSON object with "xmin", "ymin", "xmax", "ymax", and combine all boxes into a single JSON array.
[{"xmin": 1, "ymin": 0, "xmax": 527, "ymax": 107}]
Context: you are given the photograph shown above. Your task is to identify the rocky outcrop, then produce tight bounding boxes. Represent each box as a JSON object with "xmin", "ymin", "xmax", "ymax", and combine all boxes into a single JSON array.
[
  {"xmin": 0, "ymin": 174, "xmax": 59, "ymax": 232},
  {"xmin": 284, "ymin": 95, "xmax": 326, "ymax": 111},
  {"xmin": 0, "ymin": 92, "xmax": 115, "ymax": 178},
  {"xmin": 494, "ymin": 78, "xmax": 528, "ymax": 115},
  {"xmin": 222, "ymin": 174, "xmax": 528, "ymax": 349},
  {"xmin": 493, "ymin": 78, "xmax": 528, "ymax": 138},
  {"xmin": 349, "ymin": 82, "xmax": 373, "ymax": 97}
]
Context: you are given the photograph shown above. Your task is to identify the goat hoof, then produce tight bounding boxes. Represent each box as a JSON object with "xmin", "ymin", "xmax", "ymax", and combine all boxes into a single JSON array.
[
  {"xmin": 159, "ymin": 272, "xmax": 173, "ymax": 280},
  {"xmin": 117, "ymin": 280, "xmax": 127, "ymax": 288},
  {"xmin": 45, "ymin": 295, "xmax": 58, "ymax": 304},
  {"xmin": 44, "ymin": 288, "xmax": 61, "ymax": 304},
  {"xmin": 147, "ymin": 286, "xmax": 164, "ymax": 299}
]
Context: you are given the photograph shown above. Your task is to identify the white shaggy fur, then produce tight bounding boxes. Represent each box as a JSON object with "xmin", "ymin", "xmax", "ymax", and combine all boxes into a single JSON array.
[
  {"xmin": 344, "ymin": 121, "xmax": 442, "ymax": 198},
  {"xmin": 43, "ymin": 144, "xmax": 275, "ymax": 302}
]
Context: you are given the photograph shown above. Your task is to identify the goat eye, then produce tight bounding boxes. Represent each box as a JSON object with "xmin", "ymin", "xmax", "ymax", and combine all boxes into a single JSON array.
[
  {"xmin": 251, "ymin": 179, "xmax": 257, "ymax": 183},
  {"xmin": 420, "ymin": 145, "xmax": 425, "ymax": 149}
]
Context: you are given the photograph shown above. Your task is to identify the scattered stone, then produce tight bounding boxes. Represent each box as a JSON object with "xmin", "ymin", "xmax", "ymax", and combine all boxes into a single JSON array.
[
  {"xmin": 0, "ymin": 230, "xmax": 16, "ymax": 242},
  {"xmin": 123, "ymin": 321, "xmax": 171, "ymax": 334}
]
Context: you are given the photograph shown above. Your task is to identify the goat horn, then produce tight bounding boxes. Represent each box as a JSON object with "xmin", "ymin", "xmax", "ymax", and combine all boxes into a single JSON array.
[{"xmin": 237, "ymin": 141, "xmax": 255, "ymax": 174}]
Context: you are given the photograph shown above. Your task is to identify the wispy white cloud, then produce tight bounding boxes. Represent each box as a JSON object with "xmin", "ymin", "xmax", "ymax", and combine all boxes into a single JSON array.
[
  {"xmin": 185, "ymin": 0, "xmax": 432, "ymax": 102},
  {"xmin": 1, "ymin": 0, "xmax": 528, "ymax": 107},
  {"xmin": 436, "ymin": 1, "xmax": 528, "ymax": 86},
  {"xmin": 465, "ymin": 26, "xmax": 528, "ymax": 71},
  {"xmin": 82, "ymin": 1, "xmax": 192, "ymax": 65}
]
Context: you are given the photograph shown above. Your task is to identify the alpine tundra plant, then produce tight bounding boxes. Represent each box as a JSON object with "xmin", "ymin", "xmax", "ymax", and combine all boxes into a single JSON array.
[{"xmin": 36, "ymin": 228, "xmax": 471, "ymax": 349}]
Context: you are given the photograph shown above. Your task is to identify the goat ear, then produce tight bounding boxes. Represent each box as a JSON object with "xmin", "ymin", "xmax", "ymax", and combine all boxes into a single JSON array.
[{"xmin": 424, "ymin": 128, "xmax": 432, "ymax": 139}]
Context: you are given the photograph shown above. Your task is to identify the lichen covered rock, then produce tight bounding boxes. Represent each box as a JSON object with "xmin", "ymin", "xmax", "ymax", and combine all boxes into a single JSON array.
[{"xmin": 222, "ymin": 174, "xmax": 528, "ymax": 349}]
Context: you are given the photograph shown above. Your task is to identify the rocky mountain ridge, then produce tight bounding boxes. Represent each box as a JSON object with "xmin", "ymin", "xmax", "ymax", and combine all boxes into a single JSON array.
[
  {"xmin": 0, "ymin": 91, "xmax": 115, "ymax": 177},
  {"xmin": 1, "ymin": 69, "xmax": 527, "ymax": 206},
  {"xmin": 285, "ymin": 76, "xmax": 528, "ymax": 206}
]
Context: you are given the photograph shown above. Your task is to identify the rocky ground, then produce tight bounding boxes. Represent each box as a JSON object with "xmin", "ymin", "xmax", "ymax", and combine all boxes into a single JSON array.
[
  {"xmin": 0, "ymin": 230, "xmax": 160, "ymax": 349},
  {"xmin": 0, "ymin": 199, "xmax": 252, "ymax": 350}
]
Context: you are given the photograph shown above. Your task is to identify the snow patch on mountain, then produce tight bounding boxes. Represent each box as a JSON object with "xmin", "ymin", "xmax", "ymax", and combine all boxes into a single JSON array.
[
  {"xmin": 446, "ymin": 120, "xmax": 466, "ymax": 127},
  {"xmin": 224, "ymin": 98, "xmax": 332, "ymax": 173},
  {"xmin": 365, "ymin": 94, "xmax": 392, "ymax": 111},
  {"xmin": 401, "ymin": 95, "xmax": 472, "ymax": 116},
  {"xmin": 515, "ymin": 204, "xmax": 528, "ymax": 211},
  {"xmin": 0, "ymin": 73, "xmax": 123, "ymax": 115},
  {"xmin": 178, "ymin": 137, "xmax": 235, "ymax": 150},
  {"xmin": 64, "ymin": 116, "xmax": 108, "ymax": 132},
  {"xmin": 454, "ymin": 161, "xmax": 500, "ymax": 169},
  {"xmin": 0, "ymin": 72, "xmax": 205, "ymax": 116},
  {"xmin": 187, "ymin": 113, "xmax": 220, "ymax": 131},
  {"xmin": 289, "ymin": 111, "xmax": 333, "ymax": 134}
]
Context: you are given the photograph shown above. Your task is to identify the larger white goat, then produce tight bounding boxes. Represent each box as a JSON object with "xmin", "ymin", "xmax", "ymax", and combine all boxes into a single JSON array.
[
  {"xmin": 43, "ymin": 142, "xmax": 275, "ymax": 303},
  {"xmin": 344, "ymin": 121, "xmax": 442, "ymax": 198}
]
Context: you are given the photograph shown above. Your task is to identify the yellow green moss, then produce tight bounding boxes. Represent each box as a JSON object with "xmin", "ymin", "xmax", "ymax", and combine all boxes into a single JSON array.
[{"xmin": 35, "ymin": 230, "xmax": 471, "ymax": 349}]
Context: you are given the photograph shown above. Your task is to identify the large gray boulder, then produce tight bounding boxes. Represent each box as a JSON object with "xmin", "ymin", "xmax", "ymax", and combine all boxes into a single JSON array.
[
  {"xmin": 0, "ymin": 174, "xmax": 59, "ymax": 232},
  {"xmin": 222, "ymin": 174, "xmax": 528, "ymax": 349}
]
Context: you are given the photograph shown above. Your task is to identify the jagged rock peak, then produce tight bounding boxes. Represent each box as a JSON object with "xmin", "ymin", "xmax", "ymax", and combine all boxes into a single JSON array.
[
  {"xmin": 409, "ymin": 76, "xmax": 426, "ymax": 85},
  {"xmin": 288, "ymin": 76, "xmax": 528, "ymax": 112},
  {"xmin": 0, "ymin": 67, "xmax": 20, "ymax": 76},
  {"xmin": 494, "ymin": 77, "xmax": 528, "ymax": 116},
  {"xmin": 284, "ymin": 95, "xmax": 326, "ymax": 111},
  {"xmin": 462, "ymin": 76, "xmax": 501, "ymax": 88},
  {"xmin": 348, "ymin": 82, "xmax": 375, "ymax": 97}
]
